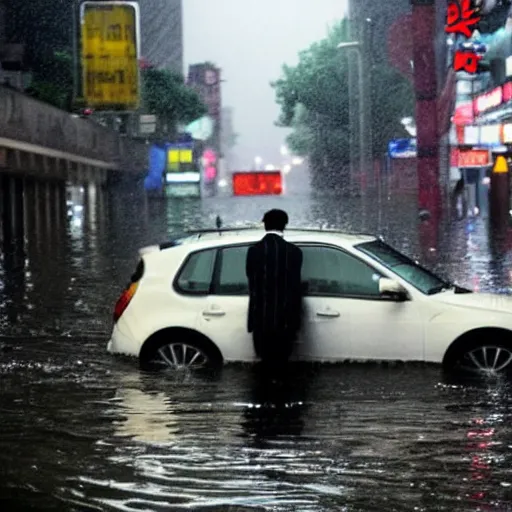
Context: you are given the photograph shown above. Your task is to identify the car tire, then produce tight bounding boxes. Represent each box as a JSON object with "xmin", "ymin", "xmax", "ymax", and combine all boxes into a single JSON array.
[
  {"xmin": 140, "ymin": 331, "xmax": 223, "ymax": 371},
  {"xmin": 447, "ymin": 337, "xmax": 512, "ymax": 377}
]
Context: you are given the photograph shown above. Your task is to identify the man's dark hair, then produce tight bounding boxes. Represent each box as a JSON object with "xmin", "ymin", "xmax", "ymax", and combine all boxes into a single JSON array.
[{"xmin": 262, "ymin": 209, "xmax": 289, "ymax": 231}]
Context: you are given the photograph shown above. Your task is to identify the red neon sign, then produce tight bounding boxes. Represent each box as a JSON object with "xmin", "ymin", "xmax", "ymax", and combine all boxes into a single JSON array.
[
  {"xmin": 446, "ymin": 1, "xmax": 482, "ymax": 73},
  {"xmin": 457, "ymin": 149, "xmax": 489, "ymax": 167},
  {"xmin": 232, "ymin": 171, "xmax": 282, "ymax": 196},
  {"xmin": 503, "ymin": 82, "xmax": 512, "ymax": 103},
  {"xmin": 452, "ymin": 101, "xmax": 473, "ymax": 125},
  {"xmin": 453, "ymin": 50, "xmax": 482, "ymax": 73},
  {"xmin": 474, "ymin": 87, "xmax": 502, "ymax": 115},
  {"xmin": 202, "ymin": 148, "xmax": 217, "ymax": 182},
  {"xmin": 445, "ymin": 0, "xmax": 481, "ymax": 38}
]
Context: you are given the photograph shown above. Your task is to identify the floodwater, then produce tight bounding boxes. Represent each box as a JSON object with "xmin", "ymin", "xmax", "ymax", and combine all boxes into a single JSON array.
[{"xmin": 1, "ymin": 174, "xmax": 512, "ymax": 511}]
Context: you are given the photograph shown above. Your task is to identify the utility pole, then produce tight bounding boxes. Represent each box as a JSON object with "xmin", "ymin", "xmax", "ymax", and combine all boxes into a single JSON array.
[
  {"xmin": 338, "ymin": 39, "xmax": 365, "ymax": 197},
  {"xmin": 362, "ymin": 18, "xmax": 374, "ymax": 189},
  {"xmin": 72, "ymin": 0, "xmax": 80, "ymax": 108},
  {"xmin": 346, "ymin": 20, "xmax": 357, "ymax": 195}
]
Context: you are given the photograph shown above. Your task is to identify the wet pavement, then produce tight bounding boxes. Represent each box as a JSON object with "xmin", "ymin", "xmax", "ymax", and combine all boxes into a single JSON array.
[{"xmin": 1, "ymin": 175, "xmax": 512, "ymax": 511}]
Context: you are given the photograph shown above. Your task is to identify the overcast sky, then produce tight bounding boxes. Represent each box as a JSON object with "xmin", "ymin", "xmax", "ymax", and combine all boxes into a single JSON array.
[{"xmin": 183, "ymin": 0, "xmax": 348, "ymax": 170}]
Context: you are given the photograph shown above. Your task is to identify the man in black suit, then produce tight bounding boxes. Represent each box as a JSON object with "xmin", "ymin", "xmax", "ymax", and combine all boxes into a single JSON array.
[{"xmin": 245, "ymin": 209, "xmax": 303, "ymax": 368}]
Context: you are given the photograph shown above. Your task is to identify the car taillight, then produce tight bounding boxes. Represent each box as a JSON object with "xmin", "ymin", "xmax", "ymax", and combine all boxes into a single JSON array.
[
  {"xmin": 113, "ymin": 260, "xmax": 144, "ymax": 323},
  {"xmin": 113, "ymin": 282, "xmax": 139, "ymax": 323}
]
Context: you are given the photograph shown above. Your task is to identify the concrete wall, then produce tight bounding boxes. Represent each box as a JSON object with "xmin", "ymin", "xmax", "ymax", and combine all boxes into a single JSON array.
[{"xmin": 0, "ymin": 86, "xmax": 147, "ymax": 183}]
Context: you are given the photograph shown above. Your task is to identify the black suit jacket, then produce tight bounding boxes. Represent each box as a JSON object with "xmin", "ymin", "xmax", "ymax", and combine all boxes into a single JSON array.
[{"xmin": 245, "ymin": 233, "xmax": 303, "ymax": 334}]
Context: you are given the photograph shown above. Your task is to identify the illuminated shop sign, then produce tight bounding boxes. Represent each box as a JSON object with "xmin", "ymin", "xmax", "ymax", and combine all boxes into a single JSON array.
[
  {"xmin": 464, "ymin": 125, "xmax": 480, "ymax": 145},
  {"xmin": 479, "ymin": 124, "xmax": 501, "ymax": 145},
  {"xmin": 166, "ymin": 146, "xmax": 193, "ymax": 172},
  {"xmin": 232, "ymin": 172, "xmax": 283, "ymax": 196},
  {"xmin": 202, "ymin": 148, "xmax": 217, "ymax": 182},
  {"xmin": 472, "ymin": 82, "xmax": 512, "ymax": 118},
  {"xmin": 503, "ymin": 82, "xmax": 512, "ymax": 102},
  {"xmin": 164, "ymin": 183, "xmax": 200, "ymax": 198},
  {"xmin": 474, "ymin": 87, "xmax": 502, "ymax": 115},
  {"xmin": 507, "ymin": 56, "xmax": 512, "ymax": 77},
  {"xmin": 503, "ymin": 123, "xmax": 512, "ymax": 143},
  {"xmin": 457, "ymin": 149, "xmax": 490, "ymax": 167},
  {"xmin": 164, "ymin": 143, "xmax": 200, "ymax": 184},
  {"xmin": 165, "ymin": 172, "xmax": 200, "ymax": 183}
]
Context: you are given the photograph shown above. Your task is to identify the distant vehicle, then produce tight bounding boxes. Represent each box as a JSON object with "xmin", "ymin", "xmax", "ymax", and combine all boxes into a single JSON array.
[{"xmin": 108, "ymin": 228, "xmax": 512, "ymax": 376}]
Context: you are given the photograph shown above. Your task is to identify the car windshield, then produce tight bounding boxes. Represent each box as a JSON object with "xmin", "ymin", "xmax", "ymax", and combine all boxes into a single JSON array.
[{"xmin": 356, "ymin": 240, "xmax": 451, "ymax": 295}]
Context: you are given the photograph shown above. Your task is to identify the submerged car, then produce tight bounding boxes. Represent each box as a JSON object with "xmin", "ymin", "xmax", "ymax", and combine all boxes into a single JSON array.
[{"xmin": 107, "ymin": 227, "xmax": 512, "ymax": 375}]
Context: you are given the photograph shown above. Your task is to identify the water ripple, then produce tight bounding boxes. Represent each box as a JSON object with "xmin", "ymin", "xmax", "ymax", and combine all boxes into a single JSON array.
[{"xmin": 3, "ymin": 189, "xmax": 512, "ymax": 510}]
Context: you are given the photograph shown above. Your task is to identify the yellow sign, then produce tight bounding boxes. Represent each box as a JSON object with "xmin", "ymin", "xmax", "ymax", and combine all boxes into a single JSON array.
[
  {"xmin": 167, "ymin": 149, "xmax": 194, "ymax": 172},
  {"xmin": 80, "ymin": 2, "xmax": 140, "ymax": 110},
  {"xmin": 493, "ymin": 155, "xmax": 509, "ymax": 174}
]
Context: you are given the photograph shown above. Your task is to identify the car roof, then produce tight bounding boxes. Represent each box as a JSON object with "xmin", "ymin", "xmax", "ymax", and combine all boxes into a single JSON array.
[{"xmin": 156, "ymin": 227, "xmax": 378, "ymax": 253}]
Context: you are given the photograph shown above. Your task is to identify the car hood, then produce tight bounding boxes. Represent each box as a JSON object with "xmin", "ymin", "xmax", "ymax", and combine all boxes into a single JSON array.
[{"xmin": 431, "ymin": 290, "xmax": 512, "ymax": 314}]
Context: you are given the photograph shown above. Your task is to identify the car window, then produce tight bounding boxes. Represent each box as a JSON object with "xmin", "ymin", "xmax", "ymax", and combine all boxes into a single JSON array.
[
  {"xmin": 300, "ymin": 245, "xmax": 382, "ymax": 298},
  {"xmin": 356, "ymin": 240, "xmax": 448, "ymax": 295},
  {"xmin": 176, "ymin": 249, "xmax": 216, "ymax": 294},
  {"xmin": 215, "ymin": 245, "xmax": 249, "ymax": 295}
]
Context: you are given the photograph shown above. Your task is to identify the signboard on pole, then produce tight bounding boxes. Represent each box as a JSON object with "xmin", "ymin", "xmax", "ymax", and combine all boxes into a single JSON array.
[
  {"xmin": 456, "ymin": 149, "xmax": 490, "ymax": 168},
  {"xmin": 80, "ymin": 1, "xmax": 141, "ymax": 110},
  {"xmin": 139, "ymin": 114, "xmax": 157, "ymax": 134},
  {"xmin": 387, "ymin": 138, "xmax": 417, "ymax": 158},
  {"xmin": 164, "ymin": 143, "xmax": 201, "ymax": 197}
]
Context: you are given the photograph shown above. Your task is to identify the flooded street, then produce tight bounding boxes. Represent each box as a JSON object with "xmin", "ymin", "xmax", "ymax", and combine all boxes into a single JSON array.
[{"xmin": 2, "ymin": 178, "xmax": 512, "ymax": 511}]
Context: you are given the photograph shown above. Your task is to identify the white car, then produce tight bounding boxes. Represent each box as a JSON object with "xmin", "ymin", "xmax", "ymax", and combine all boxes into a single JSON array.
[{"xmin": 107, "ymin": 227, "xmax": 512, "ymax": 375}]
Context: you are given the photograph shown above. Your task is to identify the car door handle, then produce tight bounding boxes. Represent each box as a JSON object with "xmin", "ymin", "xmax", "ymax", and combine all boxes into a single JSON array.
[
  {"xmin": 202, "ymin": 310, "xmax": 226, "ymax": 317},
  {"xmin": 316, "ymin": 310, "xmax": 340, "ymax": 318}
]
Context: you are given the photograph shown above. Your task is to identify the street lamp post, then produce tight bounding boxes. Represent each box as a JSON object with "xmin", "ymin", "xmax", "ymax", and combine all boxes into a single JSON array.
[{"xmin": 337, "ymin": 41, "xmax": 365, "ymax": 195}]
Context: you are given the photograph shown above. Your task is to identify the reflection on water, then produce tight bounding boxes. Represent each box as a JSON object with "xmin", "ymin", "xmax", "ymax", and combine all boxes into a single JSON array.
[
  {"xmin": 2, "ymin": 177, "xmax": 512, "ymax": 510},
  {"xmin": 112, "ymin": 373, "xmax": 181, "ymax": 443},
  {"xmin": 240, "ymin": 364, "xmax": 312, "ymax": 448}
]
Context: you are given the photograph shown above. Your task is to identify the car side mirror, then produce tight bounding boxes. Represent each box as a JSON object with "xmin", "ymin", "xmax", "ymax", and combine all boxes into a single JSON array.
[{"xmin": 379, "ymin": 278, "xmax": 409, "ymax": 301}]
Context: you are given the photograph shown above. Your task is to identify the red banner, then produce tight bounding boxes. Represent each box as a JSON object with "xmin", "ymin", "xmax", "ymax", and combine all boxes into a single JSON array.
[{"xmin": 456, "ymin": 149, "xmax": 490, "ymax": 167}]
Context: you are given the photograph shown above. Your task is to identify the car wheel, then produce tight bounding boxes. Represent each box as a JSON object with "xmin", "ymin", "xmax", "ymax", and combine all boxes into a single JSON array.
[
  {"xmin": 142, "ymin": 333, "xmax": 222, "ymax": 371},
  {"xmin": 452, "ymin": 340, "xmax": 512, "ymax": 376}
]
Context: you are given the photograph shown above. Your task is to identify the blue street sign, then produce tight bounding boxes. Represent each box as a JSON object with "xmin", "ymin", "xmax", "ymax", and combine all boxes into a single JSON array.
[{"xmin": 388, "ymin": 138, "xmax": 417, "ymax": 158}]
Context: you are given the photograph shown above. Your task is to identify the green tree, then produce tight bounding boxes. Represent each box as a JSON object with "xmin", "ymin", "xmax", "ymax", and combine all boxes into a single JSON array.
[
  {"xmin": 25, "ymin": 50, "xmax": 73, "ymax": 110},
  {"xmin": 142, "ymin": 68, "xmax": 208, "ymax": 137},
  {"xmin": 6, "ymin": 0, "xmax": 73, "ymax": 109},
  {"xmin": 272, "ymin": 18, "xmax": 414, "ymax": 189}
]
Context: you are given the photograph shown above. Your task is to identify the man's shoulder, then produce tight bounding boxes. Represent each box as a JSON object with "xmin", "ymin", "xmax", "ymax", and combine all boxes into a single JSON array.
[
  {"xmin": 284, "ymin": 238, "xmax": 302, "ymax": 253},
  {"xmin": 247, "ymin": 239, "xmax": 262, "ymax": 254}
]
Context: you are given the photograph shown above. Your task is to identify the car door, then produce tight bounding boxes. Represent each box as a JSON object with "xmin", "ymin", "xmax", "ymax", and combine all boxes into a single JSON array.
[
  {"xmin": 297, "ymin": 244, "xmax": 424, "ymax": 363},
  {"xmin": 195, "ymin": 244, "xmax": 256, "ymax": 362},
  {"xmin": 295, "ymin": 245, "xmax": 352, "ymax": 361}
]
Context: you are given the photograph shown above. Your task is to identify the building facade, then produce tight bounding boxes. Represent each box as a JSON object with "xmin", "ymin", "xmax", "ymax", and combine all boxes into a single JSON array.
[
  {"xmin": 187, "ymin": 63, "xmax": 222, "ymax": 151},
  {"xmin": 138, "ymin": 0, "xmax": 183, "ymax": 73},
  {"xmin": 0, "ymin": 0, "xmax": 4, "ymax": 46},
  {"xmin": 220, "ymin": 106, "xmax": 236, "ymax": 170}
]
